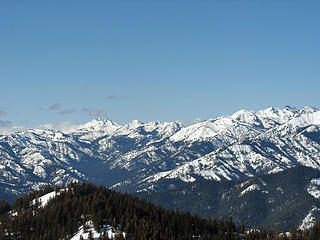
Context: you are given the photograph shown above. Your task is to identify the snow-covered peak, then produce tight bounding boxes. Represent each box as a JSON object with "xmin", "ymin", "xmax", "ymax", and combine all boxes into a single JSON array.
[
  {"xmin": 72, "ymin": 119, "xmax": 121, "ymax": 140},
  {"xmin": 31, "ymin": 128, "xmax": 67, "ymax": 140},
  {"xmin": 287, "ymin": 110, "xmax": 320, "ymax": 128},
  {"xmin": 152, "ymin": 121, "xmax": 184, "ymax": 137},
  {"xmin": 169, "ymin": 117, "xmax": 234, "ymax": 142},
  {"xmin": 231, "ymin": 110, "xmax": 263, "ymax": 127},
  {"xmin": 143, "ymin": 121, "xmax": 162, "ymax": 132},
  {"xmin": 300, "ymin": 106, "xmax": 318, "ymax": 115},
  {"xmin": 76, "ymin": 118, "xmax": 120, "ymax": 131},
  {"xmin": 112, "ymin": 120, "xmax": 145, "ymax": 137},
  {"xmin": 114, "ymin": 120, "xmax": 183, "ymax": 140},
  {"xmin": 123, "ymin": 119, "xmax": 143, "ymax": 130},
  {"xmin": 254, "ymin": 106, "xmax": 298, "ymax": 128},
  {"xmin": 4, "ymin": 128, "xmax": 70, "ymax": 148},
  {"xmin": 170, "ymin": 108, "xmax": 277, "ymax": 143},
  {"xmin": 170, "ymin": 106, "xmax": 303, "ymax": 143},
  {"xmin": 142, "ymin": 121, "xmax": 183, "ymax": 134}
]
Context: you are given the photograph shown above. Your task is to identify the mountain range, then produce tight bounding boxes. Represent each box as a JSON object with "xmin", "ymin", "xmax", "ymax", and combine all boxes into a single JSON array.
[{"xmin": 1, "ymin": 105, "xmax": 320, "ymax": 204}]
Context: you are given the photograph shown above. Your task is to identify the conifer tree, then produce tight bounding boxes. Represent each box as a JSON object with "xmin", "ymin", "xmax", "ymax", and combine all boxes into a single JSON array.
[{"xmin": 88, "ymin": 230, "xmax": 93, "ymax": 240}]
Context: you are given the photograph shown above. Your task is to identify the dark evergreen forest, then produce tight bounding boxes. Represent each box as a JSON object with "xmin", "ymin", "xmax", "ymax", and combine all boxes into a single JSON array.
[{"xmin": 1, "ymin": 182, "xmax": 320, "ymax": 240}]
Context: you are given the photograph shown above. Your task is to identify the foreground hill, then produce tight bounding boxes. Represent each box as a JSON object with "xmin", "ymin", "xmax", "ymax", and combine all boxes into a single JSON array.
[
  {"xmin": 0, "ymin": 182, "xmax": 243, "ymax": 240},
  {"xmin": 2, "ymin": 182, "xmax": 320, "ymax": 239}
]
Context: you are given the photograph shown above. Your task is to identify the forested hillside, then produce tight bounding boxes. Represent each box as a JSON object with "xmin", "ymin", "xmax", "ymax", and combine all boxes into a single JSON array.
[
  {"xmin": 138, "ymin": 166, "xmax": 320, "ymax": 230},
  {"xmin": 0, "ymin": 183, "xmax": 242, "ymax": 240},
  {"xmin": 2, "ymin": 182, "xmax": 320, "ymax": 239}
]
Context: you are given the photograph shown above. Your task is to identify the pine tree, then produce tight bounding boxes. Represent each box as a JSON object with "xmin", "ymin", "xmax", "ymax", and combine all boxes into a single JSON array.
[
  {"xmin": 103, "ymin": 230, "xmax": 109, "ymax": 240},
  {"xmin": 0, "ymin": 200, "xmax": 11, "ymax": 215},
  {"xmin": 88, "ymin": 230, "xmax": 93, "ymax": 240}
]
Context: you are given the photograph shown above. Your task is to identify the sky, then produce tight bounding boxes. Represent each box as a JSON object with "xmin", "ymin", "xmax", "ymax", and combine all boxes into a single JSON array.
[{"xmin": 1, "ymin": 1, "xmax": 319, "ymax": 133}]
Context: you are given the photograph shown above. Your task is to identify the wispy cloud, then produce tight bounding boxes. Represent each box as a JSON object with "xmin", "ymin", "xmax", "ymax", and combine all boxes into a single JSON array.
[
  {"xmin": 0, "ymin": 120, "xmax": 11, "ymax": 128},
  {"xmin": 184, "ymin": 117, "xmax": 204, "ymax": 127},
  {"xmin": 193, "ymin": 117, "xmax": 203, "ymax": 123},
  {"xmin": 83, "ymin": 108, "xmax": 107, "ymax": 117},
  {"xmin": 49, "ymin": 103, "xmax": 61, "ymax": 110},
  {"xmin": 59, "ymin": 109, "xmax": 76, "ymax": 115},
  {"xmin": 0, "ymin": 114, "xmax": 27, "ymax": 134},
  {"xmin": 0, "ymin": 111, "xmax": 6, "ymax": 117},
  {"xmin": 0, "ymin": 125, "xmax": 26, "ymax": 135},
  {"xmin": 39, "ymin": 103, "xmax": 76, "ymax": 115},
  {"xmin": 0, "ymin": 121, "xmax": 80, "ymax": 135},
  {"xmin": 106, "ymin": 94, "xmax": 118, "ymax": 100},
  {"xmin": 88, "ymin": 109, "xmax": 106, "ymax": 117},
  {"xmin": 39, "ymin": 103, "xmax": 62, "ymax": 111},
  {"xmin": 39, "ymin": 121, "xmax": 78, "ymax": 132}
]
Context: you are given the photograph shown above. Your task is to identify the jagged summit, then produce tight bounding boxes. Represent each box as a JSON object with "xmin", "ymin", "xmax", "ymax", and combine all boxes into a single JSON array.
[
  {"xmin": 75, "ymin": 118, "xmax": 120, "ymax": 131},
  {"xmin": 169, "ymin": 106, "xmax": 315, "ymax": 143},
  {"xmin": 71, "ymin": 118, "xmax": 121, "ymax": 141}
]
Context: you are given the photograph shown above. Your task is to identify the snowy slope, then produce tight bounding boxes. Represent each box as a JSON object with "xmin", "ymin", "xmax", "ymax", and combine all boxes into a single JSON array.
[
  {"xmin": 113, "ymin": 106, "xmax": 320, "ymax": 192},
  {"xmin": 299, "ymin": 207, "xmax": 320, "ymax": 230},
  {"xmin": 124, "ymin": 115, "xmax": 320, "ymax": 191},
  {"xmin": 71, "ymin": 221, "xmax": 125, "ymax": 240},
  {"xmin": 31, "ymin": 188, "xmax": 68, "ymax": 208}
]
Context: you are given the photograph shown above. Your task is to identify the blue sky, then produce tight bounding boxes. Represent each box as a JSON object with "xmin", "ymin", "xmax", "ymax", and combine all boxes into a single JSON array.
[{"xmin": 1, "ymin": 1, "xmax": 319, "ymax": 131}]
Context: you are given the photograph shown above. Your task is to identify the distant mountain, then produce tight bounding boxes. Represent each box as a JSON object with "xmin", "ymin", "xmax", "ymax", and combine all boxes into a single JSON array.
[{"xmin": 0, "ymin": 106, "xmax": 320, "ymax": 204}]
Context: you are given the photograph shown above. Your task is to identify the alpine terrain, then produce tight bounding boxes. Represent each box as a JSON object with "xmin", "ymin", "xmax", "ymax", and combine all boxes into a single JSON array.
[{"xmin": 1, "ymin": 106, "xmax": 320, "ymax": 229}]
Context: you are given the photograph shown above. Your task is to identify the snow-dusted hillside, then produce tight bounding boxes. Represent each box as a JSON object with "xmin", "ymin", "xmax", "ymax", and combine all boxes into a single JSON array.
[
  {"xmin": 137, "ymin": 166, "xmax": 320, "ymax": 231},
  {"xmin": 71, "ymin": 221, "xmax": 125, "ymax": 240},
  {"xmin": 1, "ymin": 106, "xmax": 320, "ymax": 199}
]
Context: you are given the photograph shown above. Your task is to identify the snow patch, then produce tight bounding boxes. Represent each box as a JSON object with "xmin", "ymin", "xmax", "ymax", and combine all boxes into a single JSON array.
[
  {"xmin": 71, "ymin": 221, "xmax": 125, "ymax": 240},
  {"xmin": 307, "ymin": 178, "xmax": 320, "ymax": 199},
  {"xmin": 31, "ymin": 189, "xmax": 67, "ymax": 208},
  {"xmin": 299, "ymin": 206, "xmax": 320, "ymax": 230},
  {"xmin": 240, "ymin": 184, "xmax": 260, "ymax": 196}
]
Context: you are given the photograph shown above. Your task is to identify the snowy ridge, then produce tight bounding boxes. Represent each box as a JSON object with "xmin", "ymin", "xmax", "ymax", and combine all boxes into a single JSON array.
[
  {"xmin": 72, "ymin": 119, "xmax": 121, "ymax": 140},
  {"xmin": 240, "ymin": 184, "xmax": 261, "ymax": 196},
  {"xmin": 1, "ymin": 106, "xmax": 320, "ymax": 198},
  {"xmin": 123, "ymin": 107, "xmax": 320, "ymax": 192},
  {"xmin": 299, "ymin": 206, "xmax": 320, "ymax": 230},
  {"xmin": 169, "ymin": 106, "xmax": 315, "ymax": 143}
]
